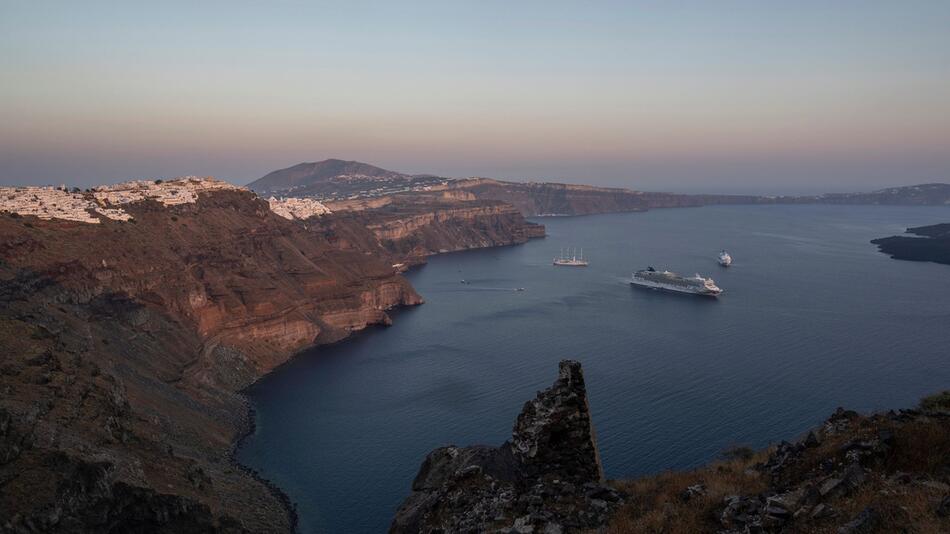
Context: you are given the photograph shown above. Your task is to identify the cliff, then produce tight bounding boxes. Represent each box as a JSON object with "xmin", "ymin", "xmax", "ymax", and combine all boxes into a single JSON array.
[
  {"xmin": 393, "ymin": 363, "xmax": 950, "ymax": 533},
  {"xmin": 441, "ymin": 179, "xmax": 765, "ymax": 217},
  {"xmin": 0, "ymin": 190, "xmax": 421, "ymax": 532},
  {"xmin": 360, "ymin": 197, "xmax": 544, "ymax": 261},
  {"xmin": 321, "ymin": 193, "xmax": 545, "ymax": 264},
  {"xmin": 807, "ymin": 183, "xmax": 950, "ymax": 206},
  {"xmin": 871, "ymin": 222, "xmax": 950, "ymax": 266}
]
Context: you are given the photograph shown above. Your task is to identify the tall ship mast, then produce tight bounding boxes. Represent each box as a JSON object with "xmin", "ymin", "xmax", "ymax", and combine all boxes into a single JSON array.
[
  {"xmin": 630, "ymin": 266, "xmax": 722, "ymax": 296},
  {"xmin": 553, "ymin": 247, "xmax": 589, "ymax": 267}
]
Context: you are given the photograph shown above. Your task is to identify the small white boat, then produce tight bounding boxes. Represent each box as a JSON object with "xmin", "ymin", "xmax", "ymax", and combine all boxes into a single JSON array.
[
  {"xmin": 718, "ymin": 250, "xmax": 732, "ymax": 267},
  {"xmin": 553, "ymin": 247, "xmax": 589, "ymax": 267}
]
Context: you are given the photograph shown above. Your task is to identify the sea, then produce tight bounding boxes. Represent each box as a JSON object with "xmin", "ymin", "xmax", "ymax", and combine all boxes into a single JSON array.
[{"xmin": 237, "ymin": 204, "xmax": 950, "ymax": 533}]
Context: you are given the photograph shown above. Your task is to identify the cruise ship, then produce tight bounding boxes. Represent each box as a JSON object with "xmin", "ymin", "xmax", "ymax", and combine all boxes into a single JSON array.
[{"xmin": 630, "ymin": 267, "xmax": 722, "ymax": 296}]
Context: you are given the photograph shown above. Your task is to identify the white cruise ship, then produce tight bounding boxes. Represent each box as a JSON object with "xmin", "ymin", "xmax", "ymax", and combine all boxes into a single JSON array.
[{"xmin": 630, "ymin": 267, "xmax": 722, "ymax": 296}]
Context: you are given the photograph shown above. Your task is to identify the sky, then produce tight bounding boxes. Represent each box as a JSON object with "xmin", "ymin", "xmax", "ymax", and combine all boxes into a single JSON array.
[{"xmin": 1, "ymin": 1, "xmax": 949, "ymax": 194}]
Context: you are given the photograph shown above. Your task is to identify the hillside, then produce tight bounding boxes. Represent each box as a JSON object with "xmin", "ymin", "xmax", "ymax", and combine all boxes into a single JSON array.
[
  {"xmin": 247, "ymin": 159, "xmax": 446, "ymax": 200},
  {"xmin": 0, "ymin": 189, "xmax": 424, "ymax": 531},
  {"xmin": 812, "ymin": 183, "xmax": 950, "ymax": 206}
]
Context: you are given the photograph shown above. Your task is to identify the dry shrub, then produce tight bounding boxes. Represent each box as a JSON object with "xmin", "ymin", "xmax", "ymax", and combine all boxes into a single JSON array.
[
  {"xmin": 887, "ymin": 420, "xmax": 950, "ymax": 474},
  {"xmin": 919, "ymin": 390, "xmax": 950, "ymax": 413}
]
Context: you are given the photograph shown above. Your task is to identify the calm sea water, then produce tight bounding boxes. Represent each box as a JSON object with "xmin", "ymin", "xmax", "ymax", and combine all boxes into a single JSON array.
[{"xmin": 237, "ymin": 205, "xmax": 950, "ymax": 534}]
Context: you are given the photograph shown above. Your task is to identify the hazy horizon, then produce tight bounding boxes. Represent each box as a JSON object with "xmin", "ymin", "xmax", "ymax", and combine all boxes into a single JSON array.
[{"xmin": 2, "ymin": 1, "xmax": 949, "ymax": 195}]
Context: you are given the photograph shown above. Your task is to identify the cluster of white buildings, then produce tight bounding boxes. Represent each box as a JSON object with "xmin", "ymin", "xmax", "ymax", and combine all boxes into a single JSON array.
[
  {"xmin": 0, "ymin": 186, "xmax": 127, "ymax": 223},
  {"xmin": 267, "ymin": 196, "xmax": 332, "ymax": 220},
  {"xmin": 0, "ymin": 177, "xmax": 247, "ymax": 224},
  {"xmin": 90, "ymin": 176, "xmax": 242, "ymax": 207}
]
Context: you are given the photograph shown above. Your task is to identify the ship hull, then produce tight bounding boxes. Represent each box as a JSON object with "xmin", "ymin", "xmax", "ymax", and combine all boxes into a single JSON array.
[{"xmin": 629, "ymin": 278, "xmax": 721, "ymax": 297}]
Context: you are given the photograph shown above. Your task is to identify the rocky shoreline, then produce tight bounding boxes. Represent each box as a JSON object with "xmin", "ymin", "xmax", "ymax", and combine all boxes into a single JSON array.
[
  {"xmin": 227, "ymin": 400, "xmax": 299, "ymax": 533},
  {"xmin": 871, "ymin": 222, "xmax": 950, "ymax": 266}
]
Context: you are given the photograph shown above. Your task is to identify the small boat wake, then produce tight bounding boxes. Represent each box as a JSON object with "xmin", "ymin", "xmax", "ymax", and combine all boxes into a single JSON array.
[{"xmin": 458, "ymin": 280, "xmax": 526, "ymax": 292}]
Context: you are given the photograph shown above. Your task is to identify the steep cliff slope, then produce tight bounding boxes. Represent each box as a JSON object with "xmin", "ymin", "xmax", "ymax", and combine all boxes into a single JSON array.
[
  {"xmin": 323, "ymin": 194, "xmax": 545, "ymax": 263},
  {"xmin": 0, "ymin": 190, "xmax": 421, "ymax": 532},
  {"xmin": 444, "ymin": 178, "xmax": 766, "ymax": 216}
]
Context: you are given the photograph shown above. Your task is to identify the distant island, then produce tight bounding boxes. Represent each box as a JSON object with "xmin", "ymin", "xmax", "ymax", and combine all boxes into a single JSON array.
[
  {"xmin": 871, "ymin": 223, "xmax": 950, "ymax": 266},
  {"xmin": 249, "ymin": 159, "xmax": 950, "ymax": 218}
]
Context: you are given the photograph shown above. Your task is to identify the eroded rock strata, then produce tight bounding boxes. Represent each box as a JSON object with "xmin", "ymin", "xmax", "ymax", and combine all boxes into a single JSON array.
[
  {"xmin": 0, "ymin": 179, "xmax": 550, "ymax": 532},
  {"xmin": 441, "ymin": 179, "xmax": 767, "ymax": 217},
  {"xmin": 0, "ymin": 190, "xmax": 424, "ymax": 532},
  {"xmin": 391, "ymin": 360, "xmax": 622, "ymax": 534}
]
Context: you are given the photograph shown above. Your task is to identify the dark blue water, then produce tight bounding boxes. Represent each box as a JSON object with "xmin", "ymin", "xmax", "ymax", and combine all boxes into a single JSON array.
[{"xmin": 237, "ymin": 205, "xmax": 950, "ymax": 533}]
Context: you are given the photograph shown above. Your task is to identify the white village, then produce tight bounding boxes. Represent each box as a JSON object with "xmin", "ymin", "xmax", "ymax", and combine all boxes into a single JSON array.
[{"xmin": 0, "ymin": 176, "xmax": 330, "ymax": 223}]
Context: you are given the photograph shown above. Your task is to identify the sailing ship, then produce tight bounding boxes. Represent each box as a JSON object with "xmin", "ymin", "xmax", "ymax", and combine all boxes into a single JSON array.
[{"xmin": 553, "ymin": 248, "xmax": 589, "ymax": 267}]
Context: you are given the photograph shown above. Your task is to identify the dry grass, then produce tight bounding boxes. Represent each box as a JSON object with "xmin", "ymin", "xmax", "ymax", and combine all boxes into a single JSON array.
[
  {"xmin": 887, "ymin": 419, "xmax": 950, "ymax": 474},
  {"xmin": 606, "ymin": 450, "xmax": 770, "ymax": 533},
  {"xmin": 818, "ymin": 484, "xmax": 950, "ymax": 534},
  {"xmin": 604, "ymin": 407, "xmax": 950, "ymax": 533}
]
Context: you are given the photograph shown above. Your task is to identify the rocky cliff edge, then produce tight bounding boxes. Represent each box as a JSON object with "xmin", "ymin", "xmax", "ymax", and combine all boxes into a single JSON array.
[{"xmin": 390, "ymin": 360, "xmax": 622, "ymax": 534}]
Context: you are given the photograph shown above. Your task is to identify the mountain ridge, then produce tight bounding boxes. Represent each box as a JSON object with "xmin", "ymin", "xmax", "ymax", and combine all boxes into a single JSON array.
[{"xmin": 251, "ymin": 159, "xmax": 950, "ymax": 214}]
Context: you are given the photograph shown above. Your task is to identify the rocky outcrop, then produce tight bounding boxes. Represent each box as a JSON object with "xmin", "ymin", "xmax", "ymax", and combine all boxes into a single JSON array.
[
  {"xmin": 609, "ymin": 402, "xmax": 950, "ymax": 533},
  {"xmin": 871, "ymin": 222, "xmax": 950, "ymax": 266},
  {"xmin": 391, "ymin": 360, "xmax": 622, "ymax": 534},
  {"xmin": 0, "ymin": 190, "xmax": 422, "ymax": 532}
]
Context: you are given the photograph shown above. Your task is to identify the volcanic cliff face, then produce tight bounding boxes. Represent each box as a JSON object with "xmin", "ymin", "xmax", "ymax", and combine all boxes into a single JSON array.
[
  {"xmin": 322, "ymin": 194, "xmax": 545, "ymax": 264},
  {"xmin": 0, "ymin": 190, "xmax": 421, "ymax": 532},
  {"xmin": 390, "ymin": 360, "xmax": 622, "ymax": 534},
  {"xmin": 443, "ymin": 178, "xmax": 767, "ymax": 217}
]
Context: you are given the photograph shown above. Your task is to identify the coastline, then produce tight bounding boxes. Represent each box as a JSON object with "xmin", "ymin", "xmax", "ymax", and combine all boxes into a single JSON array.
[{"xmin": 230, "ymin": 399, "xmax": 300, "ymax": 532}]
